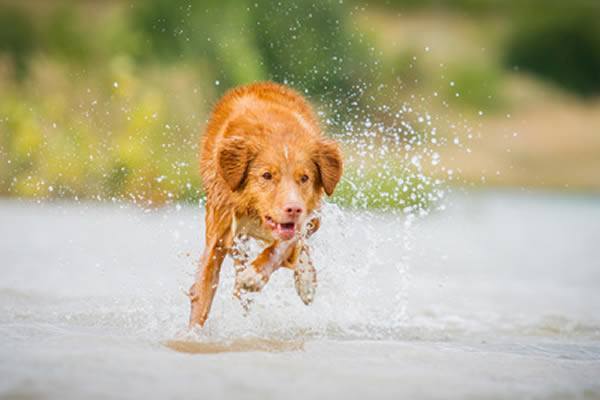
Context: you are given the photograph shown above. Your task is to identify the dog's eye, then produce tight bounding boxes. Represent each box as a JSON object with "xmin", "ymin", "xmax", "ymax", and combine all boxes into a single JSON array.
[
  {"xmin": 300, "ymin": 174, "xmax": 309, "ymax": 183},
  {"xmin": 262, "ymin": 172, "xmax": 272, "ymax": 180}
]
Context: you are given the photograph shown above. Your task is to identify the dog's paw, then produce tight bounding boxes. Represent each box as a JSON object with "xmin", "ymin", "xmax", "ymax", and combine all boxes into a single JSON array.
[
  {"xmin": 187, "ymin": 283, "xmax": 208, "ymax": 328},
  {"xmin": 304, "ymin": 216, "xmax": 320, "ymax": 239},
  {"xmin": 235, "ymin": 266, "xmax": 268, "ymax": 293},
  {"xmin": 294, "ymin": 246, "xmax": 317, "ymax": 305},
  {"xmin": 232, "ymin": 285, "xmax": 254, "ymax": 315}
]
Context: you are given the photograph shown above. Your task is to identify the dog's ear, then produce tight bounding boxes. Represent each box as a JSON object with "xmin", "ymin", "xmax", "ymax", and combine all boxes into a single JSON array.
[
  {"xmin": 217, "ymin": 136, "xmax": 255, "ymax": 191},
  {"xmin": 314, "ymin": 139, "xmax": 343, "ymax": 196}
]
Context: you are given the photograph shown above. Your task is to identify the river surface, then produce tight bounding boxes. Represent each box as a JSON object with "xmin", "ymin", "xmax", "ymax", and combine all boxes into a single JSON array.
[{"xmin": 1, "ymin": 192, "xmax": 599, "ymax": 399}]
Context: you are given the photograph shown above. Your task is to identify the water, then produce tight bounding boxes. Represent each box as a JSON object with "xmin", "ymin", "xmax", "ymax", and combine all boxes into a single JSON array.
[{"xmin": 1, "ymin": 192, "xmax": 599, "ymax": 399}]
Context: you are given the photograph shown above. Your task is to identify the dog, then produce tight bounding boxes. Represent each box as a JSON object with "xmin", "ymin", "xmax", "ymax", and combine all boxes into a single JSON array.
[{"xmin": 188, "ymin": 82, "xmax": 343, "ymax": 328}]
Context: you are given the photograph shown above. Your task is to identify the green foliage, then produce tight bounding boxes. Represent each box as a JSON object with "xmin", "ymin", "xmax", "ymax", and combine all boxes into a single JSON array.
[
  {"xmin": 445, "ymin": 63, "xmax": 503, "ymax": 110},
  {"xmin": 250, "ymin": 0, "xmax": 372, "ymax": 101},
  {"xmin": 0, "ymin": 0, "xmax": 599, "ymax": 206},
  {"xmin": 372, "ymin": 0, "xmax": 600, "ymax": 97},
  {"xmin": 365, "ymin": 0, "xmax": 506, "ymax": 13},
  {"xmin": 0, "ymin": 5, "xmax": 36, "ymax": 78},
  {"xmin": 130, "ymin": 0, "xmax": 272, "ymax": 88},
  {"xmin": 365, "ymin": 0, "xmax": 597, "ymax": 16},
  {"xmin": 130, "ymin": 0, "xmax": 372, "ymax": 101},
  {"xmin": 44, "ymin": 4, "xmax": 90, "ymax": 62},
  {"xmin": 504, "ymin": 9, "xmax": 600, "ymax": 97},
  {"xmin": 0, "ymin": 60, "xmax": 204, "ymax": 204},
  {"xmin": 130, "ymin": 0, "xmax": 188, "ymax": 61},
  {"xmin": 332, "ymin": 168, "xmax": 433, "ymax": 211}
]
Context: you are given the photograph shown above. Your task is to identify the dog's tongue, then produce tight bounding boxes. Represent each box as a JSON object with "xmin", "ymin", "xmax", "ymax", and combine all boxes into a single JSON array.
[{"xmin": 277, "ymin": 222, "xmax": 296, "ymax": 240}]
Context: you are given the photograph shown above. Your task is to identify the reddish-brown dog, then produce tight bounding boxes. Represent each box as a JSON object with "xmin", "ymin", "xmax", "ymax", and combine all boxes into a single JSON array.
[{"xmin": 188, "ymin": 82, "xmax": 343, "ymax": 327}]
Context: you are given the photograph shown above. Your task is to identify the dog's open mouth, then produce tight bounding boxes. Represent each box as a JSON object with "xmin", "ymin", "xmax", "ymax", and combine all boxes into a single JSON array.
[{"xmin": 265, "ymin": 216, "xmax": 297, "ymax": 240}]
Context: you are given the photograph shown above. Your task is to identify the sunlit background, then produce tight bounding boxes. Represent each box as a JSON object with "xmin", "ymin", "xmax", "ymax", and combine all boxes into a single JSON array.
[{"xmin": 1, "ymin": 0, "xmax": 598, "ymax": 207}]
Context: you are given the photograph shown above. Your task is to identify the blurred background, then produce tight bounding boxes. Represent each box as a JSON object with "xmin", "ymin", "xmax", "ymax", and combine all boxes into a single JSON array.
[{"xmin": 0, "ymin": 0, "xmax": 599, "ymax": 208}]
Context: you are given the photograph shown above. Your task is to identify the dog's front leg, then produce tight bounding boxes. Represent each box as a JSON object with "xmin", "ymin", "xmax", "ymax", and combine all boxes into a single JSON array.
[
  {"xmin": 234, "ymin": 240, "xmax": 297, "ymax": 293},
  {"xmin": 188, "ymin": 234, "xmax": 230, "ymax": 328},
  {"xmin": 284, "ymin": 241, "xmax": 317, "ymax": 305}
]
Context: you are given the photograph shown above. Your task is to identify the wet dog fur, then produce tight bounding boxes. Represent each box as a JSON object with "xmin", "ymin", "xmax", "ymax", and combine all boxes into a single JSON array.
[{"xmin": 188, "ymin": 82, "xmax": 343, "ymax": 327}]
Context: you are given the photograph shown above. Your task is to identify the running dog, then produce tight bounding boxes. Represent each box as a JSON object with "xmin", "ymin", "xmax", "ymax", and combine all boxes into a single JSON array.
[{"xmin": 188, "ymin": 82, "xmax": 343, "ymax": 327}]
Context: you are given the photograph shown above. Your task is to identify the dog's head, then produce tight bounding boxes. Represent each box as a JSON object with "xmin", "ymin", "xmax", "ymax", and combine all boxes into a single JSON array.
[{"xmin": 217, "ymin": 119, "xmax": 343, "ymax": 241}]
